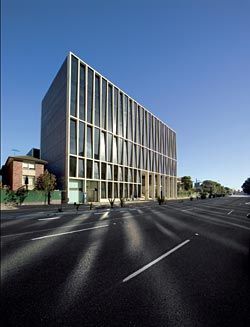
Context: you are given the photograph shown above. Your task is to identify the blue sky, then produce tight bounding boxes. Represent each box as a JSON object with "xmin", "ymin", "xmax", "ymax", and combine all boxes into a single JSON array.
[{"xmin": 2, "ymin": 0, "xmax": 250, "ymax": 189}]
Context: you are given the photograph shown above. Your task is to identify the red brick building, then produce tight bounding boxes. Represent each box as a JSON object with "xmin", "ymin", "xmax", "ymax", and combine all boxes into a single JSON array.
[{"xmin": 2, "ymin": 156, "xmax": 47, "ymax": 190}]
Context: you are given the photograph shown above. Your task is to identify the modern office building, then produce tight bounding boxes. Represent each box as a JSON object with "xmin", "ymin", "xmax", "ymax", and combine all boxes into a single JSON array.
[{"xmin": 41, "ymin": 52, "xmax": 177, "ymax": 203}]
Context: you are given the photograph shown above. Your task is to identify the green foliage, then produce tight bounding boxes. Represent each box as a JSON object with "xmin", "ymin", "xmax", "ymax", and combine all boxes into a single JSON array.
[
  {"xmin": 200, "ymin": 192, "xmax": 207, "ymax": 199},
  {"xmin": 35, "ymin": 170, "xmax": 56, "ymax": 204},
  {"xmin": 4, "ymin": 187, "xmax": 28, "ymax": 205},
  {"xmin": 242, "ymin": 178, "xmax": 250, "ymax": 194},
  {"xmin": 16, "ymin": 187, "xmax": 28, "ymax": 205},
  {"xmin": 181, "ymin": 176, "xmax": 193, "ymax": 191}
]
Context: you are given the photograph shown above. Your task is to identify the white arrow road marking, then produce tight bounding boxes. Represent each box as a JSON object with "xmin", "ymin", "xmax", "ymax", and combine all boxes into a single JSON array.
[{"xmin": 227, "ymin": 210, "xmax": 234, "ymax": 215}]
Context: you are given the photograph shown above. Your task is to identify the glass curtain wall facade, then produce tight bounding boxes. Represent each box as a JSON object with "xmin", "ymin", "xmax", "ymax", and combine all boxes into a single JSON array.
[{"xmin": 67, "ymin": 53, "xmax": 177, "ymax": 203}]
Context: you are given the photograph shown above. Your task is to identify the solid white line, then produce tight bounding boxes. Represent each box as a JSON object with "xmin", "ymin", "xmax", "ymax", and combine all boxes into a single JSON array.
[
  {"xmin": 38, "ymin": 216, "xmax": 61, "ymax": 221},
  {"xmin": 181, "ymin": 208, "xmax": 194, "ymax": 212},
  {"xmin": 31, "ymin": 224, "xmax": 109, "ymax": 241},
  {"xmin": 227, "ymin": 210, "xmax": 233, "ymax": 215},
  {"xmin": 123, "ymin": 239, "xmax": 190, "ymax": 283}
]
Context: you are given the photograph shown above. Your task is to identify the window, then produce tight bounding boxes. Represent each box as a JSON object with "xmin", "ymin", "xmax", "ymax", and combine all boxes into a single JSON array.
[
  {"xmin": 95, "ymin": 75, "xmax": 100, "ymax": 126},
  {"xmin": 86, "ymin": 160, "xmax": 92, "ymax": 178},
  {"xmin": 22, "ymin": 162, "xmax": 35, "ymax": 170},
  {"xmin": 114, "ymin": 183, "xmax": 118, "ymax": 198},
  {"xmin": 101, "ymin": 163, "xmax": 106, "ymax": 180},
  {"xmin": 107, "ymin": 164, "xmax": 112, "ymax": 180},
  {"xmin": 119, "ymin": 93, "xmax": 123, "ymax": 135},
  {"xmin": 79, "ymin": 64, "xmax": 85, "ymax": 120},
  {"xmin": 100, "ymin": 131, "xmax": 106, "ymax": 161},
  {"xmin": 94, "ymin": 128, "xmax": 100, "ymax": 160},
  {"xmin": 128, "ymin": 100, "xmax": 133, "ymax": 140},
  {"xmin": 87, "ymin": 68, "xmax": 93, "ymax": 124},
  {"xmin": 70, "ymin": 56, "xmax": 78, "ymax": 117},
  {"xmin": 87, "ymin": 126, "xmax": 92, "ymax": 158},
  {"xmin": 113, "ymin": 137, "xmax": 118, "ymax": 164},
  {"xmin": 101, "ymin": 182, "xmax": 106, "ymax": 198},
  {"xmin": 70, "ymin": 119, "xmax": 77, "ymax": 155},
  {"xmin": 114, "ymin": 88, "xmax": 118, "ymax": 134},
  {"xmin": 108, "ymin": 182, "xmax": 112, "ymax": 198},
  {"xmin": 78, "ymin": 122, "xmax": 85, "ymax": 157},
  {"xmin": 125, "ymin": 168, "xmax": 128, "ymax": 182},
  {"xmin": 127, "ymin": 142, "xmax": 132, "ymax": 167},
  {"xmin": 114, "ymin": 165, "xmax": 118, "ymax": 181},
  {"xmin": 118, "ymin": 138, "xmax": 123, "ymax": 164},
  {"xmin": 108, "ymin": 84, "xmax": 113, "ymax": 132},
  {"xmin": 102, "ymin": 79, "xmax": 107, "ymax": 129},
  {"xmin": 119, "ymin": 183, "xmax": 123, "ymax": 198},
  {"xmin": 124, "ymin": 141, "xmax": 127, "ymax": 166},
  {"xmin": 119, "ymin": 166, "xmax": 123, "ymax": 181},
  {"xmin": 70, "ymin": 156, "xmax": 77, "ymax": 177},
  {"xmin": 78, "ymin": 159, "xmax": 85, "ymax": 177},
  {"xmin": 123, "ymin": 95, "xmax": 128, "ymax": 138},
  {"xmin": 133, "ymin": 102, "xmax": 137, "ymax": 142},
  {"xmin": 107, "ymin": 133, "xmax": 112, "ymax": 162},
  {"xmin": 94, "ymin": 161, "xmax": 99, "ymax": 179}
]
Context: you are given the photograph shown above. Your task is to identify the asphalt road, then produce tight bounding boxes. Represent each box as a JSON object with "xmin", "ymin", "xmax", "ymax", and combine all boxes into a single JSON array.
[{"xmin": 1, "ymin": 197, "xmax": 250, "ymax": 327}]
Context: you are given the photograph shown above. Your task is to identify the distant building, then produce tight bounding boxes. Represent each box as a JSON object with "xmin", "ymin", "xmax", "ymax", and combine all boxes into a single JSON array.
[
  {"xmin": 26, "ymin": 148, "xmax": 40, "ymax": 159},
  {"xmin": 2, "ymin": 156, "xmax": 47, "ymax": 190},
  {"xmin": 41, "ymin": 52, "xmax": 177, "ymax": 203}
]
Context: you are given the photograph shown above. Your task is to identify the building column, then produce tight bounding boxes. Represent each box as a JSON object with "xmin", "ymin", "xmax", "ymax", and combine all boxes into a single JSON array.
[
  {"xmin": 166, "ymin": 176, "xmax": 170, "ymax": 199},
  {"xmin": 174, "ymin": 177, "xmax": 177, "ymax": 198},
  {"xmin": 145, "ymin": 171, "xmax": 149, "ymax": 200},
  {"xmin": 98, "ymin": 181, "xmax": 101, "ymax": 202},
  {"xmin": 156, "ymin": 174, "xmax": 161, "ymax": 198},
  {"xmin": 150, "ymin": 173, "xmax": 155, "ymax": 199},
  {"xmin": 170, "ymin": 177, "xmax": 175, "ymax": 198},
  {"xmin": 162, "ymin": 175, "xmax": 166, "ymax": 198}
]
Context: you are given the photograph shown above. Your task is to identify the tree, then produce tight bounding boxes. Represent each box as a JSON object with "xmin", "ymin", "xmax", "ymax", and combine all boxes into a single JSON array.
[
  {"xmin": 242, "ymin": 178, "xmax": 250, "ymax": 194},
  {"xmin": 181, "ymin": 176, "xmax": 193, "ymax": 191},
  {"xmin": 35, "ymin": 170, "xmax": 56, "ymax": 204}
]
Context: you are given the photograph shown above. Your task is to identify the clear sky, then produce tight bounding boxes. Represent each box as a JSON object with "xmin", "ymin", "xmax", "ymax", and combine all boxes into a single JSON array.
[{"xmin": 2, "ymin": 0, "xmax": 250, "ymax": 190}]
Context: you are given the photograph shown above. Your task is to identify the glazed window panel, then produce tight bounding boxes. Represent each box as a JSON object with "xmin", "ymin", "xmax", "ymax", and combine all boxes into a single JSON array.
[
  {"xmin": 86, "ymin": 160, "xmax": 92, "ymax": 178},
  {"xmin": 118, "ymin": 93, "xmax": 123, "ymax": 135},
  {"xmin": 78, "ymin": 159, "xmax": 85, "ymax": 178},
  {"xmin": 108, "ymin": 182, "xmax": 112, "ymax": 198},
  {"xmin": 114, "ymin": 88, "xmax": 118, "ymax": 134},
  {"xmin": 124, "ymin": 95, "xmax": 128, "ymax": 138},
  {"xmin": 101, "ymin": 163, "xmax": 106, "ymax": 180},
  {"xmin": 100, "ymin": 131, "xmax": 106, "ymax": 161},
  {"xmin": 79, "ymin": 64, "xmax": 85, "ymax": 120},
  {"xmin": 69, "ymin": 156, "xmax": 77, "ymax": 177},
  {"xmin": 78, "ymin": 121, "xmax": 85, "ymax": 157},
  {"xmin": 107, "ymin": 164, "xmax": 112, "ymax": 180},
  {"xmin": 70, "ymin": 119, "xmax": 77, "ymax": 155},
  {"xmin": 101, "ymin": 182, "xmax": 106, "ymax": 198},
  {"xmin": 133, "ymin": 102, "xmax": 137, "ymax": 144},
  {"xmin": 134, "ymin": 144, "xmax": 137, "ymax": 167},
  {"xmin": 95, "ymin": 75, "xmax": 100, "ymax": 127},
  {"xmin": 123, "ymin": 141, "xmax": 128, "ymax": 166},
  {"xmin": 127, "ymin": 142, "xmax": 132, "ymax": 167},
  {"xmin": 127, "ymin": 100, "xmax": 132, "ymax": 140},
  {"xmin": 113, "ymin": 137, "xmax": 118, "ymax": 164},
  {"xmin": 119, "ymin": 166, "xmax": 123, "ymax": 181},
  {"xmin": 107, "ymin": 133, "xmax": 113, "ymax": 162},
  {"xmin": 114, "ymin": 183, "xmax": 118, "ymax": 198},
  {"xmin": 114, "ymin": 165, "xmax": 118, "ymax": 181},
  {"xmin": 108, "ymin": 84, "xmax": 113, "ymax": 132},
  {"xmin": 94, "ymin": 128, "xmax": 100, "ymax": 160},
  {"xmin": 87, "ymin": 68, "xmax": 93, "ymax": 124},
  {"xmin": 87, "ymin": 126, "xmax": 93, "ymax": 158},
  {"xmin": 102, "ymin": 79, "xmax": 107, "ymax": 129},
  {"xmin": 94, "ymin": 161, "xmax": 99, "ymax": 179},
  {"xmin": 70, "ymin": 56, "xmax": 78, "ymax": 117},
  {"xmin": 118, "ymin": 138, "xmax": 123, "ymax": 164}
]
